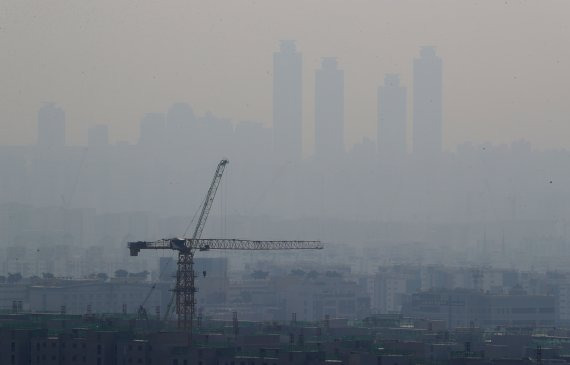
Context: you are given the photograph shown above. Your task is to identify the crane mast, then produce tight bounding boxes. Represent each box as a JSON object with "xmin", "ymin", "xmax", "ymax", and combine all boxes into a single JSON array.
[
  {"xmin": 176, "ymin": 159, "xmax": 228, "ymax": 333},
  {"xmin": 128, "ymin": 159, "xmax": 323, "ymax": 339}
]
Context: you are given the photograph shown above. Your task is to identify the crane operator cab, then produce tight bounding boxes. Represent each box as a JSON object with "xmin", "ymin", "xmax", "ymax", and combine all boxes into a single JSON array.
[{"xmin": 171, "ymin": 238, "xmax": 187, "ymax": 251}]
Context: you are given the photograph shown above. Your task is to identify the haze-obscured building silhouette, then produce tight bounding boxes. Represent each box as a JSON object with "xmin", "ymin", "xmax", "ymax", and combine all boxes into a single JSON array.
[
  {"xmin": 87, "ymin": 124, "xmax": 109, "ymax": 148},
  {"xmin": 273, "ymin": 40, "xmax": 302, "ymax": 161},
  {"xmin": 378, "ymin": 74, "xmax": 407, "ymax": 160},
  {"xmin": 315, "ymin": 57, "xmax": 344, "ymax": 161},
  {"xmin": 37, "ymin": 103, "xmax": 65, "ymax": 147},
  {"xmin": 166, "ymin": 102, "xmax": 196, "ymax": 146},
  {"xmin": 234, "ymin": 121, "xmax": 272, "ymax": 162},
  {"xmin": 199, "ymin": 111, "xmax": 234, "ymax": 157},
  {"xmin": 138, "ymin": 113, "xmax": 165, "ymax": 146},
  {"xmin": 413, "ymin": 47, "xmax": 442, "ymax": 156}
]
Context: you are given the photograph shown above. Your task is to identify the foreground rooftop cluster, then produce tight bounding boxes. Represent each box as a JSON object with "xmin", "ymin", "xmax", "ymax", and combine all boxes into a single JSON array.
[{"xmin": 2, "ymin": 312, "xmax": 570, "ymax": 365}]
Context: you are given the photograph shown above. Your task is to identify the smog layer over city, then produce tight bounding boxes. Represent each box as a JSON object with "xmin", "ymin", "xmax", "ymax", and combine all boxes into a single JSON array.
[{"xmin": 1, "ymin": 1, "xmax": 570, "ymax": 364}]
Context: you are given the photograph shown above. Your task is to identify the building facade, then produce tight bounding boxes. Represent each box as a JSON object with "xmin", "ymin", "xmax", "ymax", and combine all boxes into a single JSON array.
[
  {"xmin": 273, "ymin": 40, "xmax": 303, "ymax": 162},
  {"xmin": 315, "ymin": 57, "xmax": 344, "ymax": 161},
  {"xmin": 403, "ymin": 289, "xmax": 555, "ymax": 329},
  {"xmin": 412, "ymin": 47, "xmax": 442, "ymax": 157}
]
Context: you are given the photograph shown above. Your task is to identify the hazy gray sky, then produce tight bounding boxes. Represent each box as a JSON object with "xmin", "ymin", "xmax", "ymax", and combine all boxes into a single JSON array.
[{"xmin": 1, "ymin": 0, "xmax": 569, "ymax": 152}]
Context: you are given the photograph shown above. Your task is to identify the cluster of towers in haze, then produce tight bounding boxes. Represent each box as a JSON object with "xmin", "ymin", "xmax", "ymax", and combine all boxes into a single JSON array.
[
  {"xmin": 35, "ymin": 42, "xmax": 442, "ymax": 162},
  {"xmin": 273, "ymin": 41, "xmax": 442, "ymax": 162},
  {"xmin": 12, "ymin": 41, "xmax": 570, "ymax": 242}
]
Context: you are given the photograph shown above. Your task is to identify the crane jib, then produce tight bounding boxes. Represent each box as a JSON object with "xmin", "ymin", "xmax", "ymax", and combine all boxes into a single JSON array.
[
  {"xmin": 191, "ymin": 159, "xmax": 229, "ymax": 240},
  {"xmin": 128, "ymin": 238, "xmax": 323, "ymax": 256}
]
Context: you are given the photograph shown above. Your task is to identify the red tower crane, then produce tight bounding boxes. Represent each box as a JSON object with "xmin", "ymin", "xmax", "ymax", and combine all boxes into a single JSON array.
[{"xmin": 128, "ymin": 159, "xmax": 323, "ymax": 337}]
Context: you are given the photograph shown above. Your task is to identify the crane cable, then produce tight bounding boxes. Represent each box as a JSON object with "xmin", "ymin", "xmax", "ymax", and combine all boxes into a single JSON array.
[{"xmin": 184, "ymin": 193, "xmax": 209, "ymax": 237}]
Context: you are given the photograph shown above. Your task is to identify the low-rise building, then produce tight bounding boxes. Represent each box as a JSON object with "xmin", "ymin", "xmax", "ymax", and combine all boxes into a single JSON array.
[
  {"xmin": 27, "ymin": 280, "xmax": 168, "ymax": 315},
  {"xmin": 403, "ymin": 288, "xmax": 556, "ymax": 329}
]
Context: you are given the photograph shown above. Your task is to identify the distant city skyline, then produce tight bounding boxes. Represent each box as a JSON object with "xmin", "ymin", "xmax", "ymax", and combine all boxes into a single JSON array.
[
  {"xmin": 31, "ymin": 43, "xmax": 445, "ymax": 160},
  {"xmin": 29, "ymin": 43, "xmax": 446, "ymax": 162},
  {"xmin": 2, "ymin": 1, "xmax": 568, "ymax": 152},
  {"xmin": 18, "ymin": 41, "xmax": 568, "ymax": 159}
]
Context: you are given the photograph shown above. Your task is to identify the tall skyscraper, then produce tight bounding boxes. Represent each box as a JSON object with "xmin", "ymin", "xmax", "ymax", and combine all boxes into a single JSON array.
[
  {"xmin": 37, "ymin": 103, "xmax": 65, "ymax": 147},
  {"xmin": 87, "ymin": 124, "xmax": 109, "ymax": 148},
  {"xmin": 413, "ymin": 47, "xmax": 442, "ymax": 156},
  {"xmin": 378, "ymin": 74, "xmax": 407, "ymax": 159},
  {"xmin": 273, "ymin": 40, "xmax": 302, "ymax": 161},
  {"xmin": 315, "ymin": 57, "xmax": 344, "ymax": 161}
]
